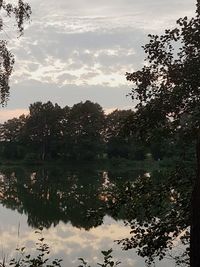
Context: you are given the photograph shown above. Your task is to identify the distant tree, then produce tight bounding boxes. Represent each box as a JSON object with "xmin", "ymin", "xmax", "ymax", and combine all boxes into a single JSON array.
[
  {"xmin": 0, "ymin": 114, "xmax": 26, "ymax": 142},
  {"xmin": 24, "ymin": 101, "xmax": 64, "ymax": 160},
  {"xmin": 105, "ymin": 109, "xmax": 133, "ymax": 140},
  {"xmin": 0, "ymin": 114, "xmax": 27, "ymax": 158},
  {"xmin": 106, "ymin": 109, "xmax": 147, "ymax": 160},
  {"xmin": 58, "ymin": 105, "xmax": 71, "ymax": 157},
  {"xmin": 105, "ymin": 109, "xmax": 133, "ymax": 158},
  {"xmin": 66, "ymin": 101, "xmax": 105, "ymax": 160},
  {"xmin": 124, "ymin": 1, "xmax": 200, "ymax": 266},
  {"xmin": 0, "ymin": 1, "xmax": 31, "ymax": 105}
]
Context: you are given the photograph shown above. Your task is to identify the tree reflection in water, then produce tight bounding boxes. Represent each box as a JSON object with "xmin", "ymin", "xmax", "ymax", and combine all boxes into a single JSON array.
[
  {"xmin": 0, "ymin": 165, "xmax": 143, "ymax": 230},
  {"xmin": 0, "ymin": 163, "xmax": 191, "ymax": 265},
  {"xmin": 114, "ymin": 164, "xmax": 193, "ymax": 265}
]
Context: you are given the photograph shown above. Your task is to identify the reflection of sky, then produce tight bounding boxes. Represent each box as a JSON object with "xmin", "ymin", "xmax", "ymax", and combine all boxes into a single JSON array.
[{"xmin": 0, "ymin": 205, "xmax": 173, "ymax": 267}]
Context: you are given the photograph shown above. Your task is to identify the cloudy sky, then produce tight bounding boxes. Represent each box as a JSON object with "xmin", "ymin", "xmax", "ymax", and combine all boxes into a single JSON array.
[{"xmin": 0, "ymin": 0, "xmax": 196, "ymax": 121}]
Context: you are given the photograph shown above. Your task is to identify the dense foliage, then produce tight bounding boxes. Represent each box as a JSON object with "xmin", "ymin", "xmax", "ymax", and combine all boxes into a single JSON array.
[
  {"xmin": 0, "ymin": 100, "xmax": 191, "ymax": 162},
  {"xmin": 0, "ymin": 0, "xmax": 31, "ymax": 105},
  {"xmin": 123, "ymin": 1, "xmax": 200, "ymax": 266},
  {"xmin": 114, "ymin": 164, "xmax": 193, "ymax": 266}
]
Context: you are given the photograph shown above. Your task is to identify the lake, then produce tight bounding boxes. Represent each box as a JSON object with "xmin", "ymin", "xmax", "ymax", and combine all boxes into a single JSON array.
[{"xmin": 0, "ymin": 164, "xmax": 177, "ymax": 266}]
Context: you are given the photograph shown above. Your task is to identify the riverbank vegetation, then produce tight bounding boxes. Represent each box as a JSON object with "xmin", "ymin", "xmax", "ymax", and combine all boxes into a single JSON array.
[{"xmin": 0, "ymin": 100, "xmax": 195, "ymax": 165}]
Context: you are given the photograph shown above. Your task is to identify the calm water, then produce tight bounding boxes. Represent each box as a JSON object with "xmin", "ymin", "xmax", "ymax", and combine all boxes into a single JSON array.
[{"xmin": 0, "ymin": 164, "xmax": 172, "ymax": 266}]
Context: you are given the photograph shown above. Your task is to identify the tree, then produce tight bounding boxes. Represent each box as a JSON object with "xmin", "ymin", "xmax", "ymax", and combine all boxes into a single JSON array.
[
  {"xmin": 115, "ymin": 165, "xmax": 192, "ymax": 266},
  {"xmin": 66, "ymin": 101, "xmax": 105, "ymax": 160},
  {"xmin": 105, "ymin": 109, "xmax": 133, "ymax": 140},
  {"xmin": 24, "ymin": 101, "xmax": 64, "ymax": 160},
  {"xmin": 105, "ymin": 109, "xmax": 147, "ymax": 160},
  {"xmin": 105, "ymin": 109, "xmax": 134, "ymax": 158},
  {"xmin": 0, "ymin": 114, "xmax": 26, "ymax": 142},
  {"xmin": 0, "ymin": 114, "xmax": 27, "ymax": 158},
  {"xmin": 125, "ymin": 1, "xmax": 200, "ymax": 266},
  {"xmin": 0, "ymin": 1, "xmax": 31, "ymax": 105}
]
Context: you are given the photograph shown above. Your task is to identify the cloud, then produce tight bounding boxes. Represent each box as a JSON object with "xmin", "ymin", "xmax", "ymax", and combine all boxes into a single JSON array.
[
  {"xmin": 3, "ymin": 0, "xmax": 197, "ymax": 112},
  {"xmin": 9, "ymin": 0, "xmax": 195, "ymax": 93},
  {"xmin": 8, "ymin": 79, "xmax": 133, "ymax": 111},
  {"xmin": 11, "ymin": 25, "xmax": 147, "ymax": 89},
  {"xmin": 28, "ymin": 0, "xmax": 195, "ymax": 23}
]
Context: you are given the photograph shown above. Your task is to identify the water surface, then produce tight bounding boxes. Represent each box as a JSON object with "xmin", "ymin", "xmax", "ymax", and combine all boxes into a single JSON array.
[{"xmin": 0, "ymin": 164, "xmax": 172, "ymax": 266}]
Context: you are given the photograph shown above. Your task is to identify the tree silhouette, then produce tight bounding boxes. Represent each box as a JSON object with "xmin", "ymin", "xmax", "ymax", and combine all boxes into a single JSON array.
[
  {"xmin": 126, "ymin": 1, "xmax": 200, "ymax": 266},
  {"xmin": 0, "ymin": 1, "xmax": 31, "ymax": 105}
]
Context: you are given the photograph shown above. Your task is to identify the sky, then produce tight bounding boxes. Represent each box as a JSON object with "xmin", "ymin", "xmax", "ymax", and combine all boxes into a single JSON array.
[{"xmin": 0, "ymin": 0, "xmax": 196, "ymax": 121}]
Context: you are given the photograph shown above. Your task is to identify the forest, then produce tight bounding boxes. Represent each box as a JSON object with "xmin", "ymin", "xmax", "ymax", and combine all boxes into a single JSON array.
[{"xmin": 0, "ymin": 100, "xmax": 194, "ymax": 163}]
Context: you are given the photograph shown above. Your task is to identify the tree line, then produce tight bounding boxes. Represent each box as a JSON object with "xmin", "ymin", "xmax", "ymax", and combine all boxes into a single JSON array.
[{"xmin": 0, "ymin": 100, "xmax": 193, "ymax": 162}]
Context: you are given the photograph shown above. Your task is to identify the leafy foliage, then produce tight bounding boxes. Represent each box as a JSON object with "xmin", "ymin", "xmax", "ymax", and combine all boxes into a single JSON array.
[
  {"xmin": 0, "ymin": 228, "xmax": 62, "ymax": 267},
  {"xmin": 124, "ymin": 1, "xmax": 200, "ymax": 266},
  {"xmin": 0, "ymin": 1, "xmax": 31, "ymax": 105},
  {"xmin": 0, "ymin": 228, "xmax": 121, "ymax": 267},
  {"xmin": 78, "ymin": 249, "xmax": 121, "ymax": 267},
  {"xmin": 0, "ymin": 100, "xmax": 188, "ymax": 162},
  {"xmin": 66, "ymin": 101, "xmax": 105, "ymax": 160},
  {"xmin": 115, "ymin": 164, "xmax": 193, "ymax": 265},
  {"xmin": 126, "ymin": 6, "xmax": 200, "ymax": 139}
]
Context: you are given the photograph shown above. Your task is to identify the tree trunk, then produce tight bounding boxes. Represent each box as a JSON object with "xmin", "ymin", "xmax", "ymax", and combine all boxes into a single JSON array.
[
  {"xmin": 191, "ymin": 136, "xmax": 200, "ymax": 266},
  {"xmin": 41, "ymin": 139, "xmax": 46, "ymax": 161}
]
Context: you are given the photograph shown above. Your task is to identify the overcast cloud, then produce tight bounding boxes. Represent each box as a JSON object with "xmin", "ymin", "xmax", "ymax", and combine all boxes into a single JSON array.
[{"xmin": 1, "ymin": 0, "xmax": 196, "ymax": 121}]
